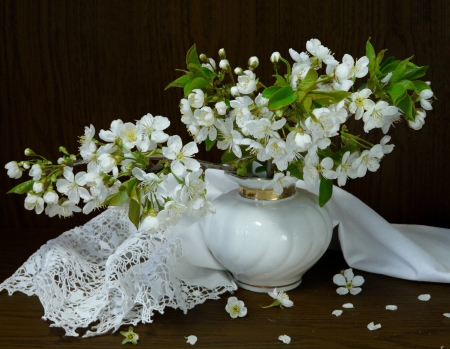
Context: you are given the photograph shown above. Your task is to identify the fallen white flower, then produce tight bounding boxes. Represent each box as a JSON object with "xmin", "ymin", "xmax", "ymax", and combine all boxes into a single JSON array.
[
  {"xmin": 278, "ymin": 335, "xmax": 291, "ymax": 344},
  {"xmin": 443, "ymin": 313, "xmax": 450, "ymax": 318},
  {"xmin": 225, "ymin": 297, "xmax": 247, "ymax": 318},
  {"xmin": 342, "ymin": 303, "xmax": 354, "ymax": 308},
  {"xmin": 367, "ymin": 322, "xmax": 381, "ymax": 331},
  {"xmin": 386, "ymin": 305, "xmax": 398, "ymax": 311},
  {"xmin": 418, "ymin": 294, "xmax": 431, "ymax": 301},
  {"xmin": 332, "ymin": 310, "xmax": 343, "ymax": 316},
  {"xmin": 333, "ymin": 268, "xmax": 365, "ymax": 295},
  {"xmin": 185, "ymin": 335, "xmax": 197, "ymax": 345}
]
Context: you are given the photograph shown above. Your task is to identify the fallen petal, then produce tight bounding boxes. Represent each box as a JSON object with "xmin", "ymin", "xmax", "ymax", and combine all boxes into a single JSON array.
[
  {"xmin": 278, "ymin": 334, "xmax": 291, "ymax": 344},
  {"xmin": 386, "ymin": 305, "xmax": 398, "ymax": 311},
  {"xmin": 332, "ymin": 310, "xmax": 343, "ymax": 316},
  {"xmin": 367, "ymin": 322, "xmax": 381, "ymax": 331},
  {"xmin": 443, "ymin": 313, "xmax": 450, "ymax": 318},
  {"xmin": 186, "ymin": 335, "xmax": 198, "ymax": 345},
  {"xmin": 342, "ymin": 303, "xmax": 354, "ymax": 308},
  {"xmin": 418, "ymin": 294, "xmax": 431, "ymax": 301}
]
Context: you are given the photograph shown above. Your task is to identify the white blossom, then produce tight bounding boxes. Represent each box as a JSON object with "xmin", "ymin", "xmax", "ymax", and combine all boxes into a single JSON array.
[
  {"xmin": 99, "ymin": 119, "xmax": 123, "ymax": 142},
  {"xmin": 43, "ymin": 190, "xmax": 59, "ymax": 204},
  {"xmin": 32, "ymin": 181, "xmax": 44, "ymax": 193},
  {"xmin": 118, "ymin": 122, "xmax": 139, "ymax": 149},
  {"xmin": 349, "ymin": 89, "xmax": 373, "ymax": 120},
  {"xmin": 136, "ymin": 113, "xmax": 170, "ymax": 152},
  {"xmin": 303, "ymin": 152, "xmax": 336, "ymax": 187},
  {"xmin": 215, "ymin": 118, "xmax": 243, "ymax": 158},
  {"xmin": 306, "ymin": 38, "xmax": 337, "ymax": 65},
  {"xmin": 188, "ymin": 89, "xmax": 204, "ymax": 109},
  {"xmin": 408, "ymin": 109, "xmax": 426, "ymax": 130},
  {"xmin": 362, "ymin": 100, "xmax": 399, "ymax": 132},
  {"xmin": 162, "ymin": 135, "xmax": 200, "ymax": 176},
  {"xmin": 225, "ymin": 297, "xmax": 247, "ymax": 319},
  {"xmin": 333, "ymin": 268, "xmax": 364, "ymax": 295},
  {"xmin": 29, "ymin": 164, "xmax": 42, "ymax": 180},
  {"xmin": 132, "ymin": 167, "xmax": 167, "ymax": 203},
  {"xmin": 351, "ymin": 145, "xmax": 383, "ymax": 177},
  {"xmin": 342, "ymin": 54, "xmax": 369, "ymax": 79},
  {"xmin": 5, "ymin": 161, "xmax": 23, "ymax": 179},
  {"xmin": 289, "ymin": 48, "xmax": 310, "ymax": 64},
  {"xmin": 215, "ymin": 101, "xmax": 227, "ymax": 115},
  {"xmin": 236, "ymin": 70, "xmax": 257, "ymax": 94},
  {"xmin": 202, "ymin": 57, "xmax": 216, "ymax": 72},
  {"xmin": 268, "ymin": 288, "xmax": 294, "ymax": 308},
  {"xmin": 140, "ymin": 215, "xmax": 160, "ymax": 232},
  {"xmin": 271, "ymin": 51, "xmax": 281, "ymax": 63},
  {"xmin": 262, "ymin": 172, "xmax": 297, "ymax": 195},
  {"xmin": 56, "ymin": 167, "xmax": 90, "ymax": 204},
  {"xmin": 335, "ymin": 151, "xmax": 359, "ymax": 187},
  {"xmin": 419, "ymin": 89, "xmax": 433, "ymax": 110},
  {"xmin": 24, "ymin": 193, "xmax": 45, "ymax": 214}
]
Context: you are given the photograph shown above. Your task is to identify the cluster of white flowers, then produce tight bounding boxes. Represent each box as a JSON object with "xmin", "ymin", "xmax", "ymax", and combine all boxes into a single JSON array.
[
  {"xmin": 5, "ymin": 114, "xmax": 214, "ymax": 233},
  {"xmin": 176, "ymin": 38, "xmax": 434, "ymax": 196}
]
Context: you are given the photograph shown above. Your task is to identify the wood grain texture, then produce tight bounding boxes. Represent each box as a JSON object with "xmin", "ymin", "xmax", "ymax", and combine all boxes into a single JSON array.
[
  {"xmin": 0, "ymin": 228, "xmax": 449, "ymax": 348},
  {"xmin": 1, "ymin": 0, "xmax": 449, "ymax": 230}
]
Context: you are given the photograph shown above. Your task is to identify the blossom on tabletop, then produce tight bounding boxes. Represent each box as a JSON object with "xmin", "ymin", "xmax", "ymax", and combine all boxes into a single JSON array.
[
  {"xmin": 418, "ymin": 294, "xmax": 431, "ymax": 301},
  {"xmin": 225, "ymin": 297, "xmax": 247, "ymax": 319},
  {"xmin": 262, "ymin": 288, "xmax": 294, "ymax": 309},
  {"xmin": 333, "ymin": 268, "xmax": 365, "ymax": 295},
  {"xmin": 332, "ymin": 310, "xmax": 343, "ymax": 317},
  {"xmin": 342, "ymin": 303, "xmax": 354, "ymax": 308},
  {"xmin": 120, "ymin": 326, "xmax": 139, "ymax": 345},
  {"xmin": 386, "ymin": 305, "xmax": 398, "ymax": 311}
]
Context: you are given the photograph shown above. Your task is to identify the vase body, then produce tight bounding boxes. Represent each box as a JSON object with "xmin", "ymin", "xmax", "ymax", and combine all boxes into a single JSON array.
[{"xmin": 201, "ymin": 176, "xmax": 333, "ymax": 293}]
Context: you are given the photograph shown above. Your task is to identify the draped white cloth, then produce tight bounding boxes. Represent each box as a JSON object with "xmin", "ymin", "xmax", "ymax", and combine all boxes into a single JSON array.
[{"xmin": 1, "ymin": 169, "xmax": 449, "ymax": 336}]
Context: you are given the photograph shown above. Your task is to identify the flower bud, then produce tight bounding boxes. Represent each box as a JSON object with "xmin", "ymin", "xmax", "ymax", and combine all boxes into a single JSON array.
[
  {"xmin": 22, "ymin": 162, "xmax": 30, "ymax": 169},
  {"xmin": 230, "ymin": 86, "xmax": 240, "ymax": 96},
  {"xmin": 24, "ymin": 148, "xmax": 37, "ymax": 156},
  {"xmin": 248, "ymin": 56, "xmax": 259, "ymax": 69},
  {"xmin": 270, "ymin": 52, "xmax": 281, "ymax": 63},
  {"xmin": 199, "ymin": 53, "xmax": 208, "ymax": 63},
  {"xmin": 43, "ymin": 190, "xmax": 59, "ymax": 204},
  {"xmin": 59, "ymin": 146, "xmax": 69, "ymax": 155},
  {"xmin": 33, "ymin": 181, "xmax": 44, "ymax": 193},
  {"xmin": 218, "ymin": 48, "xmax": 226, "ymax": 59},
  {"xmin": 219, "ymin": 59, "xmax": 230, "ymax": 70},
  {"xmin": 234, "ymin": 67, "xmax": 244, "ymax": 76}
]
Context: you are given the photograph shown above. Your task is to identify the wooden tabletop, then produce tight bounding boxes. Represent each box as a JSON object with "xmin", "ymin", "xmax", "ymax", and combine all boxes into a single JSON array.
[{"xmin": 0, "ymin": 228, "xmax": 449, "ymax": 348}]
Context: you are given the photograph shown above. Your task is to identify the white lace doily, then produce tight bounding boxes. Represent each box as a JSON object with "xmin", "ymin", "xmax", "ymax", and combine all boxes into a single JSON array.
[{"xmin": 0, "ymin": 207, "xmax": 237, "ymax": 337}]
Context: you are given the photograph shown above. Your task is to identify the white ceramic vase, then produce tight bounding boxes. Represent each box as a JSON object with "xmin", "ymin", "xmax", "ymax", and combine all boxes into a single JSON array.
[{"xmin": 201, "ymin": 175, "xmax": 333, "ymax": 292}]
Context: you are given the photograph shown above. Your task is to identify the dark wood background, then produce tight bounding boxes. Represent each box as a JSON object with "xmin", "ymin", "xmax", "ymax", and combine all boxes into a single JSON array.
[{"xmin": 1, "ymin": 0, "xmax": 449, "ymax": 230}]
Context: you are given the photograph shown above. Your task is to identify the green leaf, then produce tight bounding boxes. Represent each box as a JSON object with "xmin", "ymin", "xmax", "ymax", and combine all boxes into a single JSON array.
[
  {"xmin": 308, "ymin": 90, "xmax": 351, "ymax": 104},
  {"xmin": 397, "ymin": 80, "xmax": 416, "ymax": 90},
  {"xmin": 297, "ymin": 68, "xmax": 318, "ymax": 91},
  {"xmin": 184, "ymin": 77, "xmax": 209, "ymax": 95},
  {"xmin": 366, "ymin": 39, "xmax": 376, "ymax": 76},
  {"xmin": 186, "ymin": 44, "xmax": 200, "ymax": 67},
  {"xmin": 390, "ymin": 57, "xmax": 413, "ymax": 83},
  {"xmin": 119, "ymin": 178, "xmax": 138, "ymax": 196},
  {"xmin": 103, "ymin": 190, "xmax": 129, "ymax": 206},
  {"xmin": 128, "ymin": 198, "xmax": 141, "ymax": 229},
  {"xmin": 319, "ymin": 177, "xmax": 333, "ymax": 207},
  {"xmin": 402, "ymin": 66, "xmax": 428, "ymax": 81},
  {"xmin": 205, "ymin": 136, "xmax": 217, "ymax": 151},
  {"xmin": 164, "ymin": 74, "xmax": 193, "ymax": 90},
  {"xmin": 412, "ymin": 80, "xmax": 431, "ymax": 92},
  {"xmin": 188, "ymin": 63, "xmax": 215, "ymax": 81},
  {"xmin": 268, "ymin": 85, "xmax": 298, "ymax": 110},
  {"xmin": 395, "ymin": 94, "xmax": 413, "ymax": 120},
  {"xmin": 221, "ymin": 149, "xmax": 238, "ymax": 164},
  {"xmin": 279, "ymin": 57, "xmax": 292, "ymax": 79},
  {"xmin": 380, "ymin": 60, "xmax": 400, "ymax": 74},
  {"xmin": 273, "ymin": 74, "xmax": 288, "ymax": 87},
  {"xmin": 183, "ymin": 80, "xmax": 192, "ymax": 97},
  {"xmin": 376, "ymin": 49, "xmax": 388, "ymax": 68},
  {"xmin": 386, "ymin": 83, "xmax": 407, "ymax": 104},
  {"xmin": 302, "ymin": 96, "xmax": 312, "ymax": 113},
  {"xmin": 262, "ymin": 86, "xmax": 282, "ymax": 99},
  {"xmin": 7, "ymin": 179, "xmax": 34, "ymax": 194},
  {"xmin": 287, "ymin": 162, "xmax": 303, "ymax": 180},
  {"xmin": 380, "ymin": 56, "xmax": 395, "ymax": 70}
]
